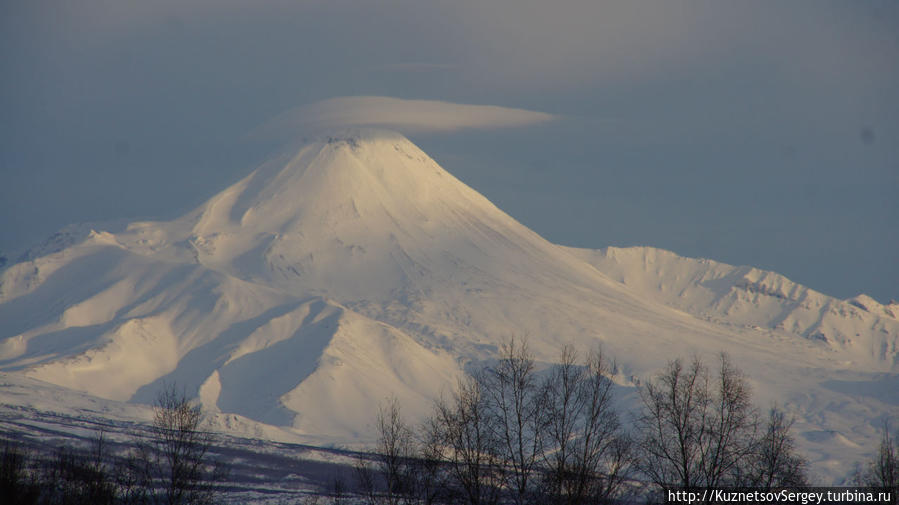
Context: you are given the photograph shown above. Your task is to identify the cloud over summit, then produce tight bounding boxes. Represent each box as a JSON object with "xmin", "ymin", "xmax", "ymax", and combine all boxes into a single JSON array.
[{"xmin": 253, "ymin": 97, "xmax": 555, "ymax": 138}]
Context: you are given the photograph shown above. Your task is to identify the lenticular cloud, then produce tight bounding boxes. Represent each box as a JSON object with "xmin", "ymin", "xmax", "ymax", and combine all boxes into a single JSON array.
[{"xmin": 252, "ymin": 96, "xmax": 555, "ymax": 138}]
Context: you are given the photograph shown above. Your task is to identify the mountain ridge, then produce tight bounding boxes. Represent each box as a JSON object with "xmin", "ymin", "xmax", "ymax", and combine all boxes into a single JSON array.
[{"xmin": 566, "ymin": 245, "xmax": 898, "ymax": 360}]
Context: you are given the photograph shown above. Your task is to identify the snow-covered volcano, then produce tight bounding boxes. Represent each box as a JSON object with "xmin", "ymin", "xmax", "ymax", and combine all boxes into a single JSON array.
[{"xmin": 1, "ymin": 129, "xmax": 896, "ymax": 479}]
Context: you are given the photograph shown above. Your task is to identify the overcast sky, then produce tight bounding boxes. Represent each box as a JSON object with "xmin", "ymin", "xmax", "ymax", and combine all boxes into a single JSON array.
[{"xmin": 2, "ymin": 0, "xmax": 897, "ymax": 302}]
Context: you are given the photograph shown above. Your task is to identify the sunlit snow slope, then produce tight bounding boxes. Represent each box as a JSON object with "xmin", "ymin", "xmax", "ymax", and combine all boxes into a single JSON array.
[
  {"xmin": 567, "ymin": 246, "xmax": 899, "ymax": 366},
  {"xmin": 1, "ymin": 129, "xmax": 896, "ymax": 481}
]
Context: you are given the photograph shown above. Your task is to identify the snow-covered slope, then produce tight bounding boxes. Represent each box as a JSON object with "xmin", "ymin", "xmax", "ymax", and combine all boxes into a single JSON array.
[{"xmin": 1, "ymin": 129, "xmax": 896, "ymax": 481}]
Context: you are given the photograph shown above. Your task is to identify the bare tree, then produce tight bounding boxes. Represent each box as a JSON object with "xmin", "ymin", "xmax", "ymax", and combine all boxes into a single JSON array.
[
  {"xmin": 411, "ymin": 416, "xmax": 451, "ymax": 505},
  {"xmin": 543, "ymin": 346, "xmax": 634, "ymax": 505},
  {"xmin": 574, "ymin": 349, "xmax": 634, "ymax": 503},
  {"xmin": 115, "ymin": 448, "xmax": 153, "ymax": 505},
  {"xmin": 481, "ymin": 338, "xmax": 546, "ymax": 505},
  {"xmin": 354, "ymin": 454, "xmax": 379, "ymax": 505},
  {"xmin": 703, "ymin": 354, "xmax": 757, "ymax": 487},
  {"xmin": 543, "ymin": 345, "xmax": 582, "ymax": 503},
  {"xmin": 747, "ymin": 406, "xmax": 807, "ymax": 489},
  {"xmin": 45, "ymin": 431, "xmax": 118, "ymax": 505},
  {"xmin": 362, "ymin": 397, "xmax": 456, "ymax": 505},
  {"xmin": 636, "ymin": 356, "xmax": 710, "ymax": 488},
  {"xmin": 432, "ymin": 374, "xmax": 504, "ymax": 505},
  {"xmin": 635, "ymin": 354, "xmax": 757, "ymax": 489},
  {"xmin": 0, "ymin": 441, "xmax": 40, "ymax": 505},
  {"xmin": 855, "ymin": 421, "xmax": 898, "ymax": 505},
  {"xmin": 141, "ymin": 384, "xmax": 223, "ymax": 505},
  {"xmin": 376, "ymin": 397, "xmax": 416, "ymax": 505},
  {"xmin": 366, "ymin": 341, "xmax": 635, "ymax": 505},
  {"xmin": 331, "ymin": 476, "xmax": 348, "ymax": 505}
]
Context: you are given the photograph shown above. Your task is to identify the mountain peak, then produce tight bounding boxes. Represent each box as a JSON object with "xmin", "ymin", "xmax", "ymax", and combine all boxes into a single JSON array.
[
  {"xmin": 150, "ymin": 130, "xmax": 559, "ymax": 301},
  {"xmin": 315, "ymin": 127, "xmax": 408, "ymax": 146},
  {"xmin": 190, "ymin": 128, "xmax": 489, "ymax": 237}
]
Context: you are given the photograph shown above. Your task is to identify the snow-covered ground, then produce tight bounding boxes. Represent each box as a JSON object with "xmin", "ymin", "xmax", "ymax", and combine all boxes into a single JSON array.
[
  {"xmin": 1, "ymin": 129, "xmax": 896, "ymax": 483},
  {"xmin": 0, "ymin": 373, "xmax": 365, "ymax": 504}
]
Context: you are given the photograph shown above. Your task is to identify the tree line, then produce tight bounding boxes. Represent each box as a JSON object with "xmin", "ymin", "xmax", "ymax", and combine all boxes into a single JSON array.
[
  {"xmin": 2, "ymin": 342, "xmax": 896, "ymax": 505},
  {"xmin": 351, "ymin": 340, "xmax": 898, "ymax": 505},
  {"xmin": 1, "ymin": 384, "xmax": 226, "ymax": 505}
]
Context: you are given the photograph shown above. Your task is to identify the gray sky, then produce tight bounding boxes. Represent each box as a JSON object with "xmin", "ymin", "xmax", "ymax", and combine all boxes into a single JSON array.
[{"xmin": 2, "ymin": 0, "xmax": 897, "ymax": 302}]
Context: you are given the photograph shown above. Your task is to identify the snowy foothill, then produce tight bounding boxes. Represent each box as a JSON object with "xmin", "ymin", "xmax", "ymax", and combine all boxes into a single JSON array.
[{"xmin": 0, "ymin": 129, "xmax": 896, "ymax": 485}]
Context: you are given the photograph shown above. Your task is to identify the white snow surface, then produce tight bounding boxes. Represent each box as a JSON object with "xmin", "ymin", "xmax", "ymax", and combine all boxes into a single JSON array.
[{"xmin": 1, "ymin": 129, "xmax": 896, "ymax": 482}]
